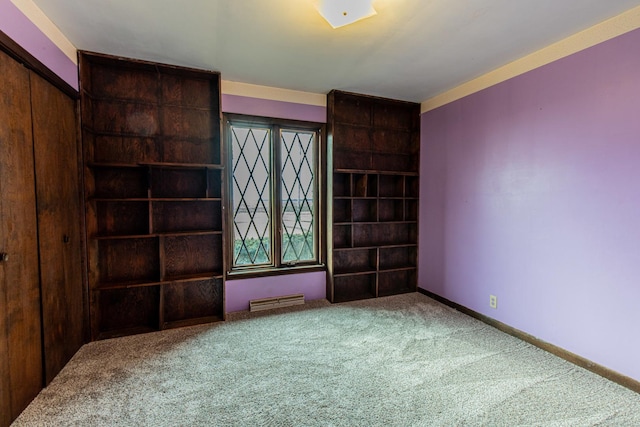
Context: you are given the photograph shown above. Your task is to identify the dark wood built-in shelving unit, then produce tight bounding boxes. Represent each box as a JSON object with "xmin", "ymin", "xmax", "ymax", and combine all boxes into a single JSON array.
[
  {"xmin": 327, "ymin": 91, "xmax": 420, "ymax": 302},
  {"xmin": 80, "ymin": 52, "xmax": 224, "ymax": 339}
]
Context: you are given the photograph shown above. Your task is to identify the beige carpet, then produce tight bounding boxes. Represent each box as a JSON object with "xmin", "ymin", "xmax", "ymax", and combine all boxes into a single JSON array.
[{"xmin": 13, "ymin": 293, "xmax": 640, "ymax": 426}]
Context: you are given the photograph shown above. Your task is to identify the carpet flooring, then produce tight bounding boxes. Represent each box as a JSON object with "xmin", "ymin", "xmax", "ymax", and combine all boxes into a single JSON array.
[{"xmin": 13, "ymin": 293, "xmax": 640, "ymax": 426}]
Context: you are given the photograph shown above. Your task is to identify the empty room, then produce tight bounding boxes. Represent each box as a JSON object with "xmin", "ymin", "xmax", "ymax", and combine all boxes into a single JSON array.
[{"xmin": 2, "ymin": 0, "xmax": 640, "ymax": 425}]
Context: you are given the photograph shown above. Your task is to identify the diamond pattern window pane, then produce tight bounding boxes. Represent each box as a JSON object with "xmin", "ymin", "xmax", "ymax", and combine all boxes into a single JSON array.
[
  {"xmin": 230, "ymin": 125, "xmax": 272, "ymax": 266},
  {"xmin": 281, "ymin": 130, "xmax": 316, "ymax": 263}
]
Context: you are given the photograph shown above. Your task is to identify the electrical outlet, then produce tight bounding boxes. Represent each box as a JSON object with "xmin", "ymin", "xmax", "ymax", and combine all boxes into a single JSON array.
[{"xmin": 489, "ymin": 295, "xmax": 497, "ymax": 309}]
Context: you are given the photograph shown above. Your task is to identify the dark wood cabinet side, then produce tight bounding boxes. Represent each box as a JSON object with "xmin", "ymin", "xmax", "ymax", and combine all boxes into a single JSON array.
[
  {"xmin": 0, "ymin": 48, "xmax": 43, "ymax": 425},
  {"xmin": 30, "ymin": 72, "xmax": 85, "ymax": 385}
]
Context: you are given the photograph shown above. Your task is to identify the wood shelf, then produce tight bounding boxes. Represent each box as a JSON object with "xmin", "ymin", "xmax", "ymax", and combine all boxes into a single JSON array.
[
  {"xmin": 333, "ymin": 269, "xmax": 378, "ymax": 277},
  {"xmin": 81, "ymin": 90, "xmax": 218, "ymax": 112},
  {"xmin": 139, "ymin": 162, "xmax": 223, "ymax": 169},
  {"xmin": 96, "ymin": 271, "xmax": 223, "ymax": 290},
  {"xmin": 328, "ymin": 91, "xmax": 419, "ymax": 302},
  {"xmin": 150, "ymin": 198, "xmax": 222, "ymax": 202},
  {"xmin": 378, "ymin": 266, "xmax": 417, "ymax": 273},
  {"xmin": 82, "ymin": 126, "xmax": 219, "ymax": 144},
  {"xmin": 162, "ymin": 315, "xmax": 223, "ymax": 331},
  {"xmin": 81, "ymin": 51, "xmax": 225, "ymax": 340},
  {"xmin": 87, "ymin": 162, "xmax": 141, "ymax": 169},
  {"xmin": 335, "ymin": 168, "xmax": 419, "ymax": 176},
  {"xmin": 97, "ymin": 326, "xmax": 158, "ymax": 341},
  {"xmin": 96, "ymin": 279, "xmax": 162, "ymax": 290},
  {"xmin": 91, "ymin": 197, "xmax": 222, "ymax": 202},
  {"xmin": 93, "ymin": 230, "xmax": 222, "ymax": 240},
  {"xmin": 164, "ymin": 272, "xmax": 224, "ymax": 282}
]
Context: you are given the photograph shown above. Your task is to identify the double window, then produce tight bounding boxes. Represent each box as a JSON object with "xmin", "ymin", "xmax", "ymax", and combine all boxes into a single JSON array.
[{"xmin": 225, "ymin": 114, "xmax": 324, "ymax": 274}]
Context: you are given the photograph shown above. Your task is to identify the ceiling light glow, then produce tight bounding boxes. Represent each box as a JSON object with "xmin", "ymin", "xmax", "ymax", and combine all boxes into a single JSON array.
[{"xmin": 316, "ymin": 0, "xmax": 377, "ymax": 28}]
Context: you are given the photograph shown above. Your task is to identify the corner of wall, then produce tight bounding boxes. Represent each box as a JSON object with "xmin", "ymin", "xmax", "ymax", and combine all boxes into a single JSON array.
[
  {"xmin": 420, "ymin": 4, "xmax": 640, "ymax": 114},
  {"xmin": 1, "ymin": 0, "xmax": 78, "ymax": 89}
]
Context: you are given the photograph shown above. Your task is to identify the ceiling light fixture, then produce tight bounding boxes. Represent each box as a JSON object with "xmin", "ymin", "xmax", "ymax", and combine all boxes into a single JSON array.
[{"xmin": 316, "ymin": 0, "xmax": 377, "ymax": 29}]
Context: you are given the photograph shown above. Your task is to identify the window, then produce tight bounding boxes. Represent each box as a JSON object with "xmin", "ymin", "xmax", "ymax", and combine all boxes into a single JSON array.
[{"xmin": 225, "ymin": 114, "xmax": 324, "ymax": 274}]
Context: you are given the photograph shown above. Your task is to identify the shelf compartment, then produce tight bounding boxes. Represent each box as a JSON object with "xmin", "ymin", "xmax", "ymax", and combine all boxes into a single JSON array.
[
  {"xmin": 333, "ymin": 123, "xmax": 371, "ymax": 152},
  {"xmin": 88, "ymin": 62, "xmax": 158, "ymax": 103},
  {"xmin": 92, "ymin": 98, "xmax": 159, "ymax": 136},
  {"xmin": 96, "ymin": 201, "xmax": 149, "ymax": 236},
  {"xmin": 333, "ymin": 273, "xmax": 376, "ymax": 302},
  {"xmin": 150, "ymin": 168, "xmax": 207, "ymax": 198},
  {"xmin": 161, "ymin": 73, "xmax": 217, "ymax": 109},
  {"xmin": 378, "ymin": 199, "xmax": 404, "ymax": 222},
  {"xmin": 333, "ymin": 93, "xmax": 372, "ymax": 126},
  {"xmin": 373, "ymin": 102, "xmax": 415, "ymax": 131},
  {"xmin": 372, "ymin": 129, "xmax": 416, "ymax": 155},
  {"xmin": 333, "ymin": 198, "xmax": 352, "ymax": 223},
  {"xmin": 333, "ymin": 248, "xmax": 377, "ymax": 276},
  {"xmin": 333, "ymin": 173, "xmax": 351, "ymax": 197},
  {"xmin": 334, "ymin": 149, "xmax": 371, "ymax": 171},
  {"xmin": 352, "ymin": 174, "xmax": 377, "ymax": 198},
  {"xmin": 161, "ymin": 278, "xmax": 223, "ymax": 326},
  {"xmin": 160, "ymin": 137, "xmax": 221, "ymax": 165},
  {"xmin": 207, "ymin": 169, "xmax": 222, "ymax": 199},
  {"xmin": 98, "ymin": 238, "xmax": 160, "ymax": 285},
  {"xmin": 152, "ymin": 200, "xmax": 221, "ymax": 233},
  {"xmin": 352, "ymin": 199, "xmax": 377, "ymax": 222},
  {"xmin": 92, "ymin": 167, "xmax": 148, "ymax": 199},
  {"xmin": 379, "ymin": 246, "xmax": 417, "ymax": 271},
  {"xmin": 379, "ymin": 174, "xmax": 404, "ymax": 198},
  {"xmin": 163, "ymin": 234, "xmax": 223, "ymax": 279},
  {"xmin": 378, "ymin": 269, "xmax": 416, "ymax": 297},
  {"xmin": 372, "ymin": 152, "xmax": 417, "ymax": 173},
  {"xmin": 92, "ymin": 134, "xmax": 158, "ymax": 164},
  {"xmin": 333, "ymin": 224, "xmax": 352, "ymax": 249},
  {"xmin": 353, "ymin": 223, "xmax": 417, "ymax": 247},
  {"xmin": 405, "ymin": 176, "xmax": 419, "ymax": 198},
  {"xmin": 97, "ymin": 286, "xmax": 160, "ymax": 336},
  {"xmin": 162, "ymin": 107, "xmax": 215, "ymax": 139},
  {"xmin": 405, "ymin": 199, "xmax": 418, "ymax": 221}
]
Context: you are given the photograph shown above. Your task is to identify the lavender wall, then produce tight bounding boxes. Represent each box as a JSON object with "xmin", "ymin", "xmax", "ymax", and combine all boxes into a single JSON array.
[
  {"xmin": 226, "ymin": 272, "xmax": 326, "ymax": 312},
  {"xmin": 0, "ymin": 0, "xmax": 78, "ymax": 89},
  {"xmin": 222, "ymin": 94, "xmax": 327, "ymax": 312},
  {"xmin": 222, "ymin": 94, "xmax": 326, "ymax": 123},
  {"xmin": 419, "ymin": 28, "xmax": 640, "ymax": 381}
]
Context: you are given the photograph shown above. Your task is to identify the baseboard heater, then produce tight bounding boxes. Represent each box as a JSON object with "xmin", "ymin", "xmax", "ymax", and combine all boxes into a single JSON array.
[{"xmin": 249, "ymin": 294, "xmax": 305, "ymax": 312}]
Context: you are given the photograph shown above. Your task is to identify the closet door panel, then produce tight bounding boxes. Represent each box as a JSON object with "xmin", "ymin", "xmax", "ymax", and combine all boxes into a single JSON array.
[
  {"xmin": 0, "ymin": 49, "xmax": 43, "ymax": 422},
  {"xmin": 30, "ymin": 72, "xmax": 84, "ymax": 385}
]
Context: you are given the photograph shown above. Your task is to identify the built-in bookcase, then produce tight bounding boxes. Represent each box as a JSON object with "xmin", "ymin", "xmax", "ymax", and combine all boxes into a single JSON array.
[
  {"xmin": 327, "ymin": 91, "xmax": 419, "ymax": 302},
  {"xmin": 80, "ymin": 52, "xmax": 224, "ymax": 339}
]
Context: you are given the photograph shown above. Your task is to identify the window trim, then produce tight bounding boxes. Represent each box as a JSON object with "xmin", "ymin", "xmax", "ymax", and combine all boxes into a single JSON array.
[{"xmin": 224, "ymin": 113, "xmax": 326, "ymax": 279}]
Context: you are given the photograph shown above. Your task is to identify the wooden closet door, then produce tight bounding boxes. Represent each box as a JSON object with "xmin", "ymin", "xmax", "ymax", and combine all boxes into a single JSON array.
[
  {"xmin": 30, "ymin": 72, "xmax": 85, "ymax": 385},
  {"xmin": 0, "ymin": 50, "xmax": 43, "ymax": 424}
]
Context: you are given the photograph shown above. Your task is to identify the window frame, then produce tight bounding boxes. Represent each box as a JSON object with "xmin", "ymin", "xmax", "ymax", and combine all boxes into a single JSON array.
[{"xmin": 224, "ymin": 113, "xmax": 326, "ymax": 279}]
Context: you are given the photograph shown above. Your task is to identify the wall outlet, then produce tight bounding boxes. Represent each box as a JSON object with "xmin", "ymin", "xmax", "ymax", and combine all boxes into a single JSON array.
[{"xmin": 489, "ymin": 295, "xmax": 498, "ymax": 309}]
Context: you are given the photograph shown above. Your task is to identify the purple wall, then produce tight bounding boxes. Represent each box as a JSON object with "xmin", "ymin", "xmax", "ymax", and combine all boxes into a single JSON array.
[
  {"xmin": 0, "ymin": 0, "xmax": 78, "ymax": 89},
  {"xmin": 419, "ymin": 28, "xmax": 640, "ymax": 381},
  {"xmin": 222, "ymin": 94, "xmax": 326, "ymax": 123},
  {"xmin": 222, "ymin": 94, "xmax": 327, "ymax": 312},
  {"xmin": 226, "ymin": 272, "xmax": 326, "ymax": 312}
]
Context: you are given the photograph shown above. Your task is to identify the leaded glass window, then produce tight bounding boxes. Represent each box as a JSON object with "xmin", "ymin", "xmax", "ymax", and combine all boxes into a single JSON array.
[
  {"xmin": 226, "ymin": 115, "xmax": 321, "ymax": 272},
  {"xmin": 281, "ymin": 130, "xmax": 316, "ymax": 264},
  {"xmin": 230, "ymin": 125, "xmax": 272, "ymax": 266}
]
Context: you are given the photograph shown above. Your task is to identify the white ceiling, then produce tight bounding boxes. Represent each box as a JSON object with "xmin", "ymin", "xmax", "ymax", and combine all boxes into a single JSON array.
[{"xmin": 32, "ymin": 0, "xmax": 640, "ymax": 103}]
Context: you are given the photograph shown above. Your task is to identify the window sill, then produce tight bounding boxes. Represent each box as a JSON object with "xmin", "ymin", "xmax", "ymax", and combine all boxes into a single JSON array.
[{"xmin": 226, "ymin": 264, "xmax": 326, "ymax": 280}]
